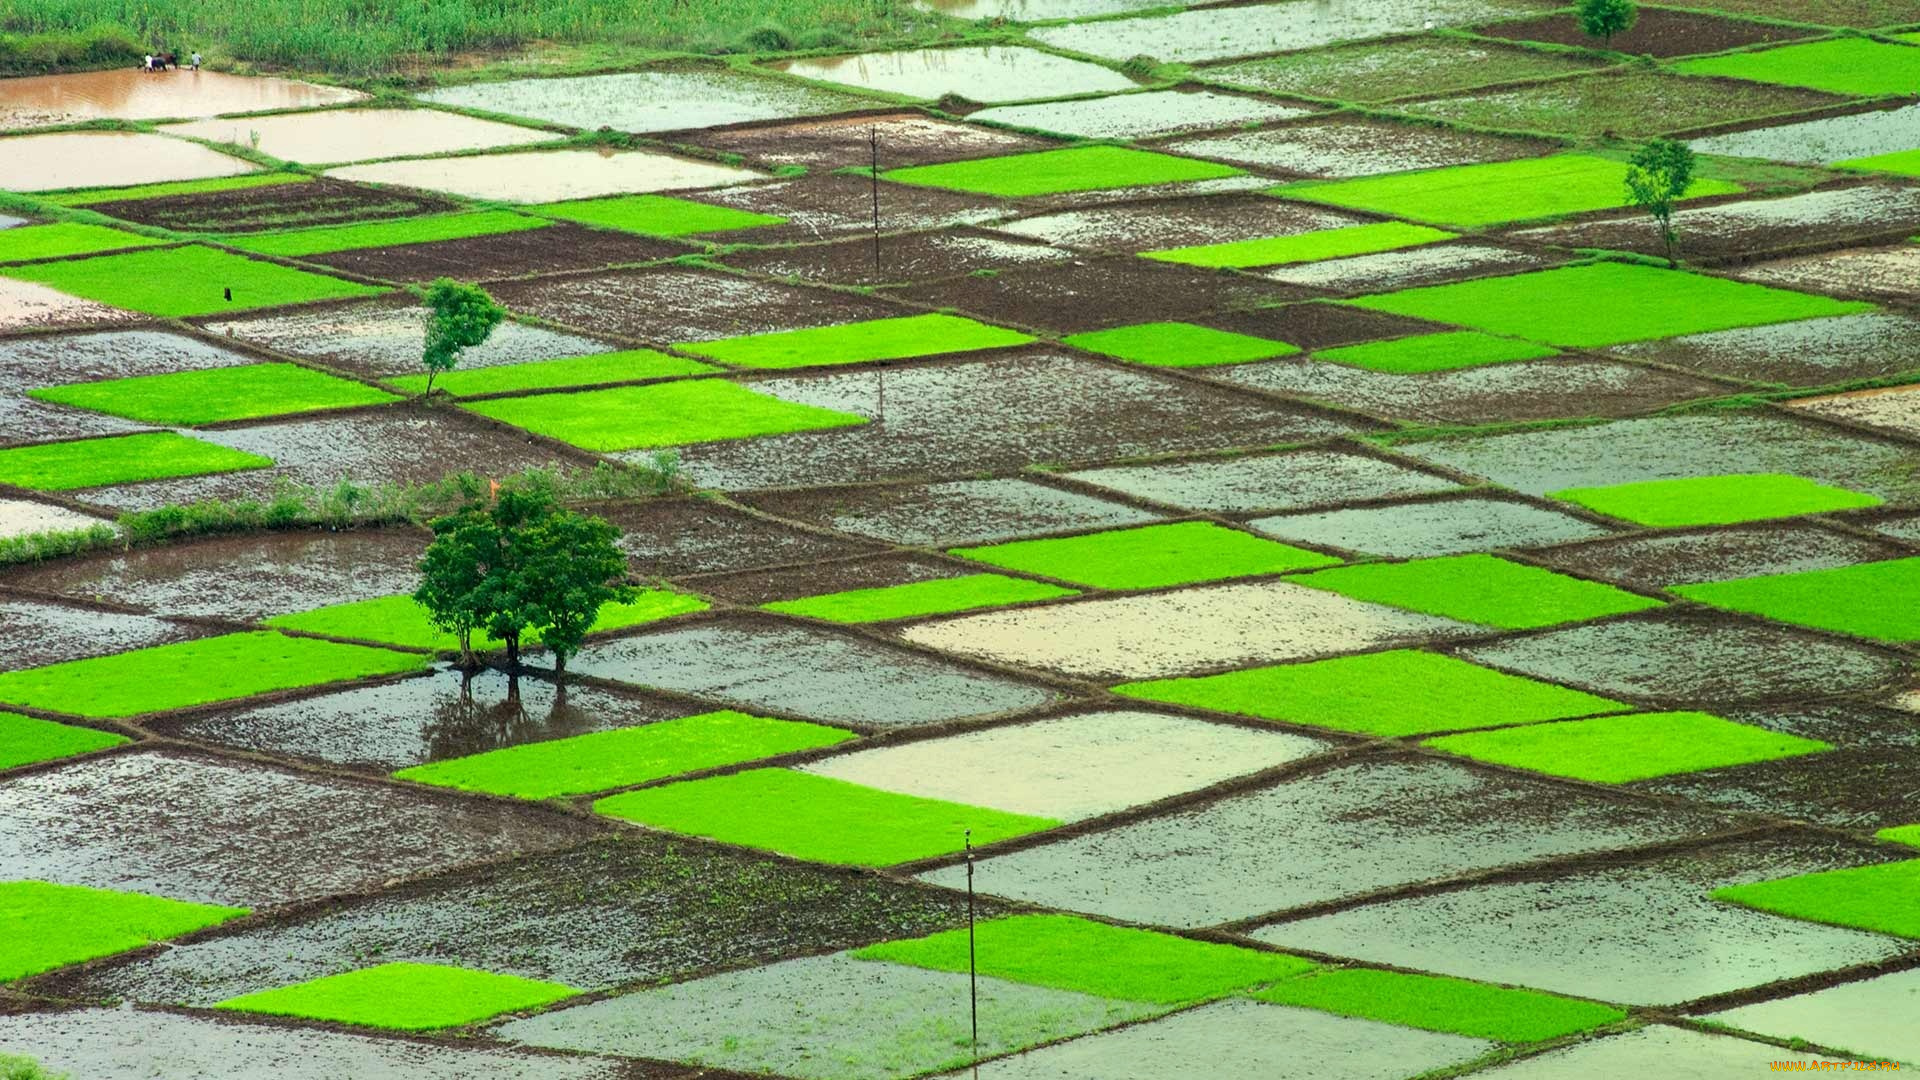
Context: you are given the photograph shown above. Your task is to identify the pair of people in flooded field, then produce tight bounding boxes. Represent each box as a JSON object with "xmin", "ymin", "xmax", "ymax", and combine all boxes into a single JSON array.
[{"xmin": 140, "ymin": 50, "xmax": 199, "ymax": 72}]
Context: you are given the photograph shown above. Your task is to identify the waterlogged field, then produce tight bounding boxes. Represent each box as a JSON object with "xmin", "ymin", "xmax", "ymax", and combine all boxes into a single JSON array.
[{"xmin": 7, "ymin": 1, "xmax": 1920, "ymax": 1075}]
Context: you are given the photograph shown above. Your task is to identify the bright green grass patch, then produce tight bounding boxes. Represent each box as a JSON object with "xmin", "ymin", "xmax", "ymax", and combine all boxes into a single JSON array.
[
  {"xmin": 1252, "ymin": 968, "xmax": 1626, "ymax": 1042},
  {"xmin": 1673, "ymin": 557, "xmax": 1920, "ymax": 642},
  {"xmin": 680, "ymin": 313, "xmax": 1033, "ymax": 370},
  {"xmin": 0, "ymin": 245, "xmax": 386, "ymax": 317},
  {"xmin": 1712, "ymin": 858, "xmax": 1920, "ymax": 939},
  {"xmin": 389, "ymin": 350, "xmax": 718, "ymax": 396},
  {"xmin": 265, "ymin": 589, "xmax": 709, "ymax": 652},
  {"xmin": 855, "ymin": 914, "xmax": 1315, "ymax": 1005},
  {"xmin": 393, "ymin": 710, "xmax": 853, "ymax": 800},
  {"xmin": 0, "ymin": 222, "xmax": 165, "ymax": 264},
  {"xmin": 1314, "ymin": 331, "xmax": 1559, "ymax": 373},
  {"xmin": 881, "ymin": 146, "xmax": 1244, "ymax": 198},
  {"xmin": 463, "ymin": 380, "xmax": 866, "ymax": 452},
  {"xmin": 1295, "ymin": 553, "xmax": 1664, "ymax": 629},
  {"xmin": 0, "ymin": 432, "xmax": 271, "ymax": 492},
  {"xmin": 1835, "ymin": 147, "xmax": 1920, "ymax": 177},
  {"xmin": 593, "ymin": 767, "xmax": 1059, "ymax": 867},
  {"xmin": 0, "ymin": 710, "xmax": 130, "ymax": 771},
  {"xmin": 763, "ymin": 573, "xmax": 1078, "ymax": 623},
  {"xmin": 227, "ymin": 211, "xmax": 548, "ymax": 258},
  {"xmin": 0, "ymin": 880, "xmax": 247, "ymax": 983},
  {"xmin": 29, "ymin": 362, "xmax": 399, "ymax": 426},
  {"xmin": 531, "ymin": 193, "xmax": 785, "ymax": 236},
  {"xmin": 953, "ymin": 521, "xmax": 1341, "ymax": 591},
  {"xmin": 1672, "ymin": 38, "xmax": 1920, "ymax": 98},
  {"xmin": 1548, "ymin": 473, "xmax": 1883, "ymax": 528},
  {"xmin": 1424, "ymin": 710, "xmax": 1831, "ymax": 783},
  {"xmin": 1114, "ymin": 650, "xmax": 1629, "ymax": 738},
  {"xmin": 1878, "ymin": 824, "xmax": 1920, "ymax": 848},
  {"xmin": 0, "ymin": 631, "xmax": 427, "ymax": 719},
  {"xmin": 1277, "ymin": 154, "xmax": 1740, "ymax": 229},
  {"xmin": 1061, "ymin": 321, "xmax": 1300, "ymax": 367},
  {"xmin": 40, "ymin": 172, "xmax": 306, "ymax": 207},
  {"xmin": 1345, "ymin": 262, "xmax": 1871, "ymax": 348},
  {"xmin": 217, "ymin": 962, "xmax": 578, "ymax": 1031},
  {"xmin": 1142, "ymin": 222, "xmax": 1457, "ymax": 270}
]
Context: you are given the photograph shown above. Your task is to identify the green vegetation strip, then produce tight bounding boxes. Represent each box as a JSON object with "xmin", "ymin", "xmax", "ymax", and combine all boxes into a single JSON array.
[
  {"xmin": 0, "ymin": 711, "xmax": 129, "ymax": 770},
  {"xmin": 763, "ymin": 573, "xmax": 1078, "ymax": 623},
  {"xmin": 681, "ymin": 313, "xmax": 1034, "ymax": 369},
  {"xmin": 1314, "ymin": 331, "xmax": 1557, "ymax": 373},
  {"xmin": 0, "ymin": 432, "xmax": 271, "ymax": 492},
  {"xmin": 954, "ymin": 521, "xmax": 1339, "ymax": 591},
  {"xmin": 882, "ymin": 146, "xmax": 1244, "ymax": 198},
  {"xmin": 1673, "ymin": 557, "xmax": 1920, "ymax": 642},
  {"xmin": 0, "ymin": 245, "xmax": 386, "ymax": 317},
  {"xmin": 1296, "ymin": 553, "xmax": 1663, "ymax": 629},
  {"xmin": 1252, "ymin": 968, "xmax": 1626, "ymax": 1043},
  {"xmin": 0, "ymin": 631, "xmax": 427, "ymax": 719},
  {"xmin": 1712, "ymin": 858, "xmax": 1920, "ymax": 939},
  {"xmin": 1346, "ymin": 263, "xmax": 1870, "ymax": 348},
  {"xmin": 532, "ymin": 193, "xmax": 784, "ymax": 236},
  {"xmin": 30, "ymin": 362, "xmax": 399, "ymax": 426},
  {"xmin": 1277, "ymin": 154, "xmax": 1740, "ymax": 228},
  {"xmin": 593, "ymin": 768, "xmax": 1059, "ymax": 867},
  {"xmin": 1672, "ymin": 39, "xmax": 1920, "ymax": 98},
  {"xmin": 856, "ymin": 914, "xmax": 1315, "ymax": 1005},
  {"xmin": 464, "ymin": 380, "xmax": 866, "ymax": 452},
  {"xmin": 266, "ymin": 589, "xmax": 709, "ymax": 651},
  {"xmin": 39, "ymin": 173, "xmax": 306, "ymax": 207},
  {"xmin": 1114, "ymin": 650, "xmax": 1629, "ymax": 738},
  {"xmin": 1, "ymin": 881, "xmax": 247, "ymax": 983},
  {"xmin": 1142, "ymin": 222, "xmax": 1457, "ymax": 270},
  {"xmin": 1549, "ymin": 473, "xmax": 1883, "ymax": 527},
  {"xmin": 1836, "ymin": 148, "xmax": 1920, "ymax": 177},
  {"xmin": 389, "ymin": 350, "xmax": 717, "ymax": 396},
  {"xmin": 217, "ymin": 962, "xmax": 578, "ymax": 1031},
  {"xmin": 1423, "ymin": 711, "xmax": 1831, "ymax": 784},
  {"xmin": 1877, "ymin": 825, "xmax": 1920, "ymax": 848},
  {"xmin": 394, "ymin": 711, "xmax": 852, "ymax": 800},
  {"xmin": 0, "ymin": 222, "xmax": 165, "ymax": 264},
  {"xmin": 227, "ymin": 211, "xmax": 549, "ymax": 258},
  {"xmin": 1061, "ymin": 321, "xmax": 1299, "ymax": 367}
]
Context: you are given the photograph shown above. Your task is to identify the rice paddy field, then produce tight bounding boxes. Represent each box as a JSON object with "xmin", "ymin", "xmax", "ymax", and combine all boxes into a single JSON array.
[{"xmin": 5, "ymin": 0, "xmax": 1920, "ymax": 1075}]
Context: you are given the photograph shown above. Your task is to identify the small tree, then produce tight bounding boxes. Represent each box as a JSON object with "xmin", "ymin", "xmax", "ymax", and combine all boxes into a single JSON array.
[
  {"xmin": 1576, "ymin": 0, "xmax": 1636, "ymax": 46},
  {"xmin": 420, "ymin": 279, "xmax": 505, "ymax": 395},
  {"xmin": 1625, "ymin": 138, "xmax": 1696, "ymax": 268},
  {"xmin": 414, "ymin": 502, "xmax": 500, "ymax": 668},
  {"xmin": 515, "ymin": 508, "xmax": 634, "ymax": 674}
]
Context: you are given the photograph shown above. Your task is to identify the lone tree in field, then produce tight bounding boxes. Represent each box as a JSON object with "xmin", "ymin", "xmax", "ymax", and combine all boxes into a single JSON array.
[
  {"xmin": 420, "ymin": 278, "xmax": 505, "ymax": 395},
  {"xmin": 1625, "ymin": 138, "xmax": 1697, "ymax": 268},
  {"xmin": 1576, "ymin": 0, "xmax": 1637, "ymax": 46}
]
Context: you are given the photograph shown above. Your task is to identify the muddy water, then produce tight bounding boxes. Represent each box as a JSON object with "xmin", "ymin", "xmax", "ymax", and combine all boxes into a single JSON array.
[
  {"xmin": 0, "ymin": 278, "xmax": 140, "ymax": 332},
  {"xmin": 1032, "ymin": 0, "xmax": 1554, "ymax": 62},
  {"xmin": 330, "ymin": 147, "xmax": 760, "ymax": 202},
  {"xmin": 969, "ymin": 90, "xmax": 1311, "ymax": 141},
  {"xmin": 1168, "ymin": 118, "xmax": 1548, "ymax": 178},
  {"xmin": 0, "ymin": 68, "xmax": 362, "ymax": 129},
  {"xmin": 918, "ymin": 0, "xmax": 1173, "ymax": 18},
  {"xmin": 1709, "ymin": 968, "xmax": 1920, "ymax": 1066},
  {"xmin": 0, "ymin": 498, "xmax": 107, "ymax": 540},
  {"xmin": 0, "ymin": 130, "xmax": 255, "ymax": 192},
  {"xmin": 1250, "ymin": 496, "xmax": 1608, "ymax": 559},
  {"xmin": 772, "ymin": 46, "xmax": 1138, "ymax": 103},
  {"xmin": 1066, "ymin": 449, "xmax": 1460, "ymax": 514},
  {"xmin": 1791, "ymin": 382, "xmax": 1920, "ymax": 439},
  {"xmin": 1691, "ymin": 101, "xmax": 1920, "ymax": 163},
  {"xmin": 1609, "ymin": 311, "xmax": 1920, "ymax": 386},
  {"xmin": 747, "ymin": 476, "xmax": 1159, "ymax": 547},
  {"xmin": 161, "ymin": 108, "xmax": 552, "ymax": 165},
  {"xmin": 0, "ymin": 597, "xmax": 196, "ymax": 672},
  {"xmin": 420, "ymin": 69, "xmax": 869, "ymax": 134}
]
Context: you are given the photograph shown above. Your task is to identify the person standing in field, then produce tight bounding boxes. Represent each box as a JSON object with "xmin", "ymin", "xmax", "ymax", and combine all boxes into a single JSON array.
[{"xmin": 191, "ymin": 52, "xmax": 202, "ymax": 70}]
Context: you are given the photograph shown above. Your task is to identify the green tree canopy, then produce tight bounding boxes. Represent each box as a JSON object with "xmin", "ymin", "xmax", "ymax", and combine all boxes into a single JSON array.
[
  {"xmin": 1576, "ymin": 0, "xmax": 1636, "ymax": 45},
  {"xmin": 421, "ymin": 279, "xmax": 506, "ymax": 395},
  {"xmin": 1625, "ymin": 138, "xmax": 1697, "ymax": 268}
]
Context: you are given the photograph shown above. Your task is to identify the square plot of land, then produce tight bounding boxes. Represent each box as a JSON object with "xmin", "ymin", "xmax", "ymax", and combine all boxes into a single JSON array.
[
  {"xmin": 0, "ymin": 598, "xmax": 197, "ymax": 673},
  {"xmin": 203, "ymin": 297, "xmax": 615, "ymax": 379},
  {"xmin": 1690, "ymin": 101, "xmax": 1920, "ymax": 165},
  {"xmin": 989, "ymin": 196, "xmax": 1361, "ymax": 254},
  {"xmin": 1, "ymin": 246, "xmax": 386, "ymax": 319},
  {"xmin": 85, "ymin": 177, "xmax": 458, "ymax": 234},
  {"xmin": 0, "ymin": 749, "xmax": 589, "ymax": 908},
  {"xmin": 800, "ymin": 710, "xmax": 1330, "ymax": 820},
  {"xmin": 0, "ymin": 496, "xmax": 103, "ymax": 537},
  {"xmin": 1029, "ymin": 0, "xmax": 1559, "ymax": 63},
  {"xmin": 688, "ymin": 553, "xmax": 971, "ymax": 608},
  {"xmin": 1732, "ymin": 244, "xmax": 1920, "ymax": 302},
  {"xmin": 1203, "ymin": 36, "xmax": 1606, "ymax": 104},
  {"xmin": 1146, "ymin": 221, "xmax": 1460, "ymax": 271},
  {"xmin": 420, "ymin": 69, "xmax": 871, "ymax": 133},
  {"xmin": 0, "ymin": 131, "xmax": 257, "ymax": 193},
  {"xmin": 1793, "ymin": 383, "xmax": 1920, "ymax": 439},
  {"xmin": 1675, "ymin": 558, "xmax": 1920, "ymax": 643},
  {"xmin": 1537, "ymin": 521, "xmax": 1906, "ymax": 592},
  {"xmin": 1065, "ymin": 449, "xmax": 1458, "ymax": 514},
  {"xmin": 1, "ymin": 329, "xmax": 278, "ymax": 445},
  {"xmin": 922, "ymin": 755, "xmax": 1727, "ymax": 928},
  {"xmin": 29, "ymin": 361, "xmax": 397, "ymax": 427},
  {"xmin": 720, "ymin": 228, "xmax": 1072, "ymax": 287},
  {"xmin": 680, "ymin": 313, "xmax": 1032, "ymax": 369},
  {"xmin": 305, "ymin": 223, "xmax": 688, "ymax": 285},
  {"xmin": 599, "ymin": 497, "xmax": 878, "ymax": 577},
  {"xmin": 690, "ymin": 172, "xmax": 1012, "ymax": 245},
  {"xmin": 1295, "ymin": 554, "xmax": 1663, "ymax": 631},
  {"xmin": 1398, "ymin": 70, "xmax": 1844, "ymax": 140},
  {"xmin": 0, "ymin": 880, "xmax": 244, "ymax": 982},
  {"xmin": 1706, "ymin": 967, "xmax": 1920, "ymax": 1065},
  {"xmin": 952, "ymin": 520, "xmax": 1338, "ymax": 590},
  {"xmin": 466, "ymin": 380, "xmax": 866, "ymax": 452},
  {"xmin": 1638, "ymin": 744, "xmax": 1920, "ymax": 831},
  {"xmin": 1250, "ymin": 496, "xmax": 1610, "ymax": 558},
  {"xmin": 1423, "ymin": 710, "xmax": 1832, "ymax": 783},
  {"xmin": 570, "ymin": 616, "xmax": 1058, "ymax": 729},
  {"xmin": 1551, "ymin": 474, "xmax": 1883, "ymax": 528},
  {"xmin": 696, "ymin": 112, "xmax": 1054, "ymax": 171},
  {"xmin": 1261, "ymin": 243, "xmax": 1561, "ymax": 293},
  {"xmin": 161, "ymin": 108, "xmax": 554, "ymax": 165},
  {"xmin": 1310, "ymin": 331, "xmax": 1558, "ymax": 374},
  {"xmin": 0, "ymin": 710, "xmax": 128, "ymax": 771},
  {"xmin": 330, "ymin": 149, "xmax": 761, "ymax": 203},
  {"xmin": 1062, "ymin": 322, "xmax": 1301, "ymax": 367},
  {"xmin": 216, "ymin": 962, "xmax": 578, "ymax": 1031},
  {"xmin": 1608, "ymin": 312, "xmax": 1920, "ymax": 387},
  {"xmin": 1510, "ymin": 185, "xmax": 1920, "ymax": 264},
  {"xmin": 772, "ymin": 46, "xmax": 1139, "ymax": 103},
  {"xmin": 0, "ymin": 432, "xmax": 269, "ymax": 493},
  {"xmin": 1471, "ymin": 1025, "xmax": 1833, "ymax": 1078},
  {"xmin": 763, "ymin": 573, "xmax": 1076, "ymax": 624},
  {"xmin": 0, "ymin": 277, "xmax": 140, "ymax": 334},
  {"xmin": 1473, "ymin": 7, "xmax": 1814, "ymax": 58},
  {"xmin": 745, "ymin": 477, "xmax": 1161, "ymax": 547},
  {"xmin": 1164, "ymin": 116, "xmax": 1552, "ymax": 179},
  {"xmin": 1257, "ymin": 838, "xmax": 1907, "ymax": 1005},
  {"xmin": 885, "ymin": 257, "xmax": 1307, "ymax": 334},
  {"xmin": 969, "ymin": 90, "xmax": 1311, "ymax": 140},
  {"xmin": 0, "ymin": 68, "xmax": 361, "ymax": 127},
  {"xmin": 486, "ymin": 267, "xmax": 901, "ymax": 344}
]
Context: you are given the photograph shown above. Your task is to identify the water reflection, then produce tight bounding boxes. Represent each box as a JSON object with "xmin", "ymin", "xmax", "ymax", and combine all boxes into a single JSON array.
[
  {"xmin": 0, "ymin": 69, "xmax": 362, "ymax": 128},
  {"xmin": 421, "ymin": 669, "xmax": 602, "ymax": 760}
]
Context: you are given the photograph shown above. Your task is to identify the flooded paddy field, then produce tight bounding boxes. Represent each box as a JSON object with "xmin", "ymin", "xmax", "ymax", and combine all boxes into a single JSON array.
[{"xmin": 8, "ymin": 3, "xmax": 1920, "ymax": 1075}]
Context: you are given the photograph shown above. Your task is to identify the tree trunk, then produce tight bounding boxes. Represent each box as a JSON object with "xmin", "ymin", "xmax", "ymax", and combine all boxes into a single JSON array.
[
  {"xmin": 504, "ymin": 632, "xmax": 520, "ymax": 670},
  {"xmin": 457, "ymin": 627, "xmax": 475, "ymax": 670},
  {"xmin": 554, "ymin": 649, "xmax": 568, "ymax": 675}
]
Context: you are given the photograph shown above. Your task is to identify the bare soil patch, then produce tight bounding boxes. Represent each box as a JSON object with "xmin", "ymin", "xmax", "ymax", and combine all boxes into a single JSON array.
[
  {"xmin": 90, "ymin": 178, "xmax": 458, "ymax": 234},
  {"xmin": 487, "ymin": 267, "xmax": 902, "ymax": 343},
  {"xmin": 1472, "ymin": 8, "xmax": 1819, "ymax": 58},
  {"xmin": 307, "ymin": 222, "xmax": 689, "ymax": 283},
  {"xmin": 719, "ymin": 227, "xmax": 1071, "ymax": 287},
  {"xmin": 693, "ymin": 112, "xmax": 1057, "ymax": 171},
  {"xmin": 692, "ymin": 173, "xmax": 1013, "ymax": 245},
  {"xmin": 595, "ymin": 496, "xmax": 880, "ymax": 577},
  {"xmin": 886, "ymin": 256, "xmax": 1312, "ymax": 334}
]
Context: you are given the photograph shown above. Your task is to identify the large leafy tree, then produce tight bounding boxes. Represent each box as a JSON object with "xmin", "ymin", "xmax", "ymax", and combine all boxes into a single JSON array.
[
  {"xmin": 420, "ymin": 279, "xmax": 505, "ymax": 395},
  {"xmin": 1624, "ymin": 138, "xmax": 1697, "ymax": 268},
  {"xmin": 1576, "ymin": 0, "xmax": 1636, "ymax": 46},
  {"xmin": 514, "ymin": 508, "xmax": 633, "ymax": 674},
  {"xmin": 414, "ymin": 502, "xmax": 500, "ymax": 668}
]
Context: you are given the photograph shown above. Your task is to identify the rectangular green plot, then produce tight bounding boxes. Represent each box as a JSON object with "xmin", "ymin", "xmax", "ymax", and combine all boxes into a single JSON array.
[
  {"xmin": 0, "ymin": 245, "xmax": 386, "ymax": 317},
  {"xmin": 227, "ymin": 211, "xmax": 549, "ymax": 258},
  {"xmin": 1672, "ymin": 39, "xmax": 1920, "ymax": 98},
  {"xmin": 1712, "ymin": 858, "xmax": 1920, "ymax": 939},
  {"xmin": 1252, "ymin": 968, "xmax": 1626, "ymax": 1043},
  {"xmin": 1423, "ymin": 711, "xmax": 1831, "ymax": 783},
  {"xmin": 1142, "ymin": 222, "xmax": 1457, "ymax": 270},
  {"xmin": 1673, "ymin": 557, "xmax": 1920, "ymax": 642},
  {"xmin": 217, "ymin": 962, "xmax": 578, "ymax": 1031},
  {"xmin": 882, "ymin": 146, "xmax": 1244, "ymax": 197},
  {"xmin": 1345, "ymin": 262, "xmax": 1871, "ymax": 348},
  {"xmin": 531, "ymin": 193, "xmax": 784, "ymax": 236},
  {"xmin": 763, "ymin": 573, "xmax": 1077, "ymax": 623},
  {"xmin": 0, "ymin": 432, "xmax": 271, "ymax": 492},
  {"xmin": 30, "ymin": 362, "xmax": 399, "ymax": 426},
  {"xmin": 680, "ymin": 313, "xmax": 1034, "ymax": 370},
  {"xmin": 1061, "ymin": 322, "xmax": 1299, "ymax": 367},
  {"xmin": 1549, "ymin": 473, "xmax": 1883, "ymax": 528},
  {"xmin": 856, "ymin": 914, "xmax": 1315, "ymax": 1005},
  {"xmin": 464, "ymin": 380, "xmax": 866, "ymax": 452},
  {"xmin": 1879, "ymin": 824, "xmax": 1920, "ymax": 848},
  {"xmin": 1, "ymin": 880, "xmax": 247, "ymax": 983},
  {"xmin": 1276, "ymin": 154, "xmax": 1741, "ymax": 228},
  {"xmin": 266, "ymin": 589, "xmax": 709, "ymax": 652},
  {"xmin": 0, "ymin": 710, "xmax": 130, "ymax": 771},
  {"xmin": 593, "ymin": 767, "xmax": 1058, "ymax": 866},
  {"xmin": 0, "ymin": 631, "xmax": 427, "ymax": 719},
  {"xmin": 1295, "ymin": 553, "xmax": 1664, "ymax": 629},
  {"xmin": 388, "ymin": 349, "xmax": 718, "ymax": 396},
  {"xmin": 41, "ymin": 172, "xmax": 308, "ymax": 207},
  {"xmin": 0, "ymin": 223, "xmax": 165, "ymax": 264},
  {"xmin": 953, "ymin": 521, "xmax": 1339, "ymax": 591},
  {"xmin": 1836, "ymin": 148, "xmax": 1920, "ymax": 177},
  {"xmin": 1314, "ymin": 331, "xmax": 1557, "ymax": 373},
  {"xmin": 1114, "ymin": 650, "xmax": 1629, "ymax": 738}
]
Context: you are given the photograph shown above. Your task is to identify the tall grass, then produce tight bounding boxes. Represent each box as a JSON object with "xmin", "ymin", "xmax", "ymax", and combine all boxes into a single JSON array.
[{"xmin": 0, "ymin": 22, "xmax": 142, "ymax": 75}]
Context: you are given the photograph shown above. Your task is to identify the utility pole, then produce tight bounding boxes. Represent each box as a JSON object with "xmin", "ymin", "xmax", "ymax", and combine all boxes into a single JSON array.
[
  {"xmin": 966, "ymin": 829, "xmax": 978, "ymax": 1072},
  {"xmin": 870, "ymin": 125, "xmax": 881, "ymax": 277}
]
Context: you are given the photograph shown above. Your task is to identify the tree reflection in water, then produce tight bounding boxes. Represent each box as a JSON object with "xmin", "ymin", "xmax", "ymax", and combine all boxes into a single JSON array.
[{"xmin": 419, "ymin": 668, "xmax": 599, "ymax": 761}]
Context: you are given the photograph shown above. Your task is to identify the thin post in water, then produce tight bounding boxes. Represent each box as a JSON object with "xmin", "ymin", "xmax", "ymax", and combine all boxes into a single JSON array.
[
  {"xmin": 966, "ymin": 828, "xmax": 978, "ymax": 1069},
  {"xmin": 870, "ymin": 124, "xmax": 881, "ymax": 275}
]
